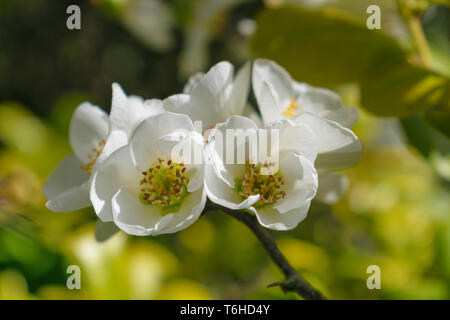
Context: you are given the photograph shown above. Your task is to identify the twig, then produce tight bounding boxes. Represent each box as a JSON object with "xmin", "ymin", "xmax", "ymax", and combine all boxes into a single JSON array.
[
  {"xmin": 397, "ymin": 0, "xmax": 433, "ymax": 68},
  {"xmin": 207, "ymin": 201, "xmax": 327, "ymax": 300}
]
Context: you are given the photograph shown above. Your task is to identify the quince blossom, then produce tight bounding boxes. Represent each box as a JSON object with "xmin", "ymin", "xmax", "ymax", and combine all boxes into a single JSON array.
[{"xmin": 252, "ymin": 59, "xmax": 362, "ymax": 204}]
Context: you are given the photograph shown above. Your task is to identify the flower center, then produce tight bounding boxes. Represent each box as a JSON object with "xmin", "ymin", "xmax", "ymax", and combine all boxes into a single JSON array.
[
  {"xmin": 80, "ymin": 139, "xmax": 106, "ymax": 175},
  {"xmin": 235, "ymin": 162, "xmax": 286, "ymax": 207},
  {"xmin": 139, "ymin": 158, "xmax": 189, "ymax": 213},
  {"xmin": 281, "ymin": 98, "xmax": 300, "ymax": 119}
]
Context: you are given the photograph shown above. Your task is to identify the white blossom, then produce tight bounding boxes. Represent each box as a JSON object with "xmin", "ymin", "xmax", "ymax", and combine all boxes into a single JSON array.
[
  {"xmin": 43, "ymin": 83, "xmax": 163, "ymax": 212},
  {"xmin": 90, "ymin": 112, "xmax": 206, "ymax": 236},
  {"xmin": 204, "ymin": 115, "xmax": 319, "ymax": 230},
  {"xmin": 252, "ymin": 59, "xmax": 362, "ymax": 204}
]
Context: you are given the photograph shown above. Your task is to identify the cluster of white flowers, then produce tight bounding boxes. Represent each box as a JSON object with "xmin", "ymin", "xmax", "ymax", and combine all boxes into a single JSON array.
[{"xmin": 44, "ymin": 59, "xmax": 361, "ymax": 237}]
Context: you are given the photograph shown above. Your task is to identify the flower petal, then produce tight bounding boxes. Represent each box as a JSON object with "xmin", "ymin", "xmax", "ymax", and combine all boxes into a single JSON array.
[
  {"xmin": 322, "ymin": 106, "xmax": 359, "ymax": 128},
  {"xmin": 111, "ymin": 186, "xmax": 205, "ymax": 236},
  {"xmin": 273, "ymin": 152, "xmax": 318, "ymax": 214},
  {"xmin": 253, "ymin": 59, "xmax": 293, "ymax": 109},
  {"xmin": 69, "ymin": 102, "xmax": 109, "ymax": 164},
  {"xmin": 129, "ymin": 112, "xmax": 195, "ymax": 172},
  {"xmin": 254, "ymin": 206, "xmax": 309, "ymax": 231},
  {"xmin": 205, "ymin": 164, "xmax": 260, "ymax": 210},
  {"xmin": 293, "ymin": 82, "xmax": 359, "ymax": 128},
  {"xmin": 207, "ymin": 115, "xmax": 259, "ymax": 187},
  {"xmin": 166, "ymin": 62, "xmax": 234, "ymax": 129},
  {"xmin": 163, "ymin": 93, "xmax": 220, "ymax": 132},
  {"xmin": 292, "ymin": 112, "xmax": 362, "ymax": 170},
  {"xmin": 98, "ymin": 98, "xmax": 165, "ymax": 166},
  {"xmin": 264, "ymin": 120, "xmax": 318, "ymax": 163},
  {"xmin": 189, "ymin": 61, "xmax": 234, "ymax": 111},
  {"xmin": 112, "ymin": 187, "xmax": 164, "ymax": 236},
  {"xmin": 255, "ymin": 81, "xmax": 285, "ymax": 125},
  {"xmin": 43, "ymin": 154, "xmax": 91, "ymax": 212},
  {"xmin": 155, "ymin": 188, "xmax": 206, "ymax": 234},
  {"xmin": 110, "ymin": 83, "xmax": 163, "ymax": 137},
  {"xmin": 315, "ymin": 172, "xmax": 349, "ymax": 204},
  {"xmin": 296, "ymin": 86, "xmax": 342, "ymax": 114},
  {"xmin": 183, "ymin": 72, "xmax": 204, "ymax": 93},
  {"xmin": 90, "ymin": 145, "xmax": 140, "ymax": 222},
  {"xmin": 226, "ymin": 61, "xmax": 251, "ymax": 115}
]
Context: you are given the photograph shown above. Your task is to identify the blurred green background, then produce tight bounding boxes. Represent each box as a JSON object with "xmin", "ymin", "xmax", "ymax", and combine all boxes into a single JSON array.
[{"xmin": 0, "ymin": 0, "xmax": 449, "ymax": 299}]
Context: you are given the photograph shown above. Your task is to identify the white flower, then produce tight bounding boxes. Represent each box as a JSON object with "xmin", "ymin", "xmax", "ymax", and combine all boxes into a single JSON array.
[
  {"xmin": 100, "ymin": 83, "xmax": 165, "ymax": 164},
  {"xmin": 43, "ymin": 102, "xmax": 108, "ymax": 212},
  {"xmin": 164, "ymin": 61, "xmax": 251, "ymax": 133},
  {"xmin": 252, "ymin": 59, "xmax": 359, "ymax": 128},
  {"xmin": 90, "ymin": 112, "xmax": 206, "ymax": 236},
  {"xmin": 204, "ymin": 115, "xmax": 319, "ymax": 231},
  {"xmin": 43, "ymin": 83, "xmax": 163, "ymax": 212},
  {"xmin": 252, "ymin": 59, "xmax": 362, "ymax": 204}
]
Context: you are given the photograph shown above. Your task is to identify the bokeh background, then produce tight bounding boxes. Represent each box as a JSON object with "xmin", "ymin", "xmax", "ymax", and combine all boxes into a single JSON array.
[{"xmin": 0, "ymin": 0, "xmax": 449, "ymax": 299}]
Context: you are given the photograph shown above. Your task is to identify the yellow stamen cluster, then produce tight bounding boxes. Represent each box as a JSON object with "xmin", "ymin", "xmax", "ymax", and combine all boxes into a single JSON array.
[
  {"xmin": 80, "ymin": 139, "xmax": 106, "ymax": 175},
  {"xmin": 139, "ymin": 158, "xmax": 189, "ymax": 212},
  {"xmin": 282, "ymin": 98, "xmax": 300, "ymax": 118},
  {"xmin": 235, "ymin": 162, "xmax": 286, "ymax": 207}
]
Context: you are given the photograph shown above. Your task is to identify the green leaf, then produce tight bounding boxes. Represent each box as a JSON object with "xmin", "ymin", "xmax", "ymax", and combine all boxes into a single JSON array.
[
  {"xmin": 400, "ymin": 114, "xmax": 450, "ymax": 157},
  {"xmin": 250, "ymin": 6, "xmax": 450, "ymax": 117},
  {"xmin": 424, "ymin": 99, "xmax": 450, "ymax": 138},
  {"xmin": 360, "ymin": 59, "xmax": 449, "ymax": 117}
]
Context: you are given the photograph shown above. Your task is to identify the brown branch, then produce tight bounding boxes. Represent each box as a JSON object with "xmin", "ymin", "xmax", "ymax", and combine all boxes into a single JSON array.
[{"xmin": 206, "ymin": 201, "xmax": 327, "ymax": 300}]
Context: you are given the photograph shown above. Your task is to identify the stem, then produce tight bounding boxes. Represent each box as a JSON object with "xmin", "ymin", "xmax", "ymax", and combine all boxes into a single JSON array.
[
  {"xmin": 408, "ymin": 13, "xmax": 433, "ymax": 68},
  {"xmin": 397, "ymin": 0, "xmax": 433, "ymax": 68},
  {"xmin": 207, "ymin": 201, "xmax": 326, "ymax": 300}
]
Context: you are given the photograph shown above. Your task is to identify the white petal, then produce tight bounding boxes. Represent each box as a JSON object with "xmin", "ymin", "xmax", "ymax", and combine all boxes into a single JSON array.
[
  {"xmin": 205, "ymin": 164, "xmax": 260, "ymax": 210},
  {"xmin": 255, "ymin": 206, "xmax": 309, "ymax": 231},
  {"xmin": 315, "ymin": 172, "xmax": 349, "ymax": 204},
  {"xmin": 256, "ymin": 81, "xmax": 285, "ymax": 125},
  {"xmin": 94, "ymin": 220, "xmax": 120, "ymax": 242},
  {"xmin": 110, "ymin": 83, "xmax": 163, "ymax": 138},
  {"xmin": 129, "ymin": 112, "xmax": 196, "ymax": 172},
  {"xmin": 69, "ymin": 102, "xmax": 109, "ymax": 164},
  {"xmin": 226, "ymin": 61, "xmax": 251, "ymax": 115},
  {"xmin": 128, "ymin": 97, "xmax": 164, "ymax": 134},
  {"xmin": 166, "ymin": 62, "xmax": 234, "ymax": 129},
  {"xmin": 292, "ymin": 81, "xmax": 310, "ymax": 98},
  {"xmin": 43, "ymin": 154, "xmax": 91, "ymax": 212},
  {"xmin": 273, "ymin": 152, "xmax": 318, "ymax": 214},
  {"xmin": 183, "ymin": 72, "xmax": 204, "ymax": 93},
  {"xmin": 112, "ymin": 187, "xmax": 163, "ymax": 236},
  {"xmin": 90, "ymin": 145, "xmax": 140, "ymax": 222},
  {"xmin": 189, "ymin": 61, "xmax": 234, "ymax": 111},
  {"xmin": 297, "ymin": 86, "xmax": 342, "ymax": 114},
  {"xmin": 264, "ymin": 120, "xmax": 318, "ymax": 163},
  {"xmin": 322, "ymin": 106, "xmax": 359, "ymax": 128},
  {"xmin": 293, "ymin": 83, "xmax": 359, "ymax": 128},
  {"xmin": 163, "ymin": 93, "xmax": 221, "ymax": 132},
  {"xmin": 110, "ymin": 83, "xmax": 130, "ymax": 133},
  {"xmin": 96, "ymin": 129, "xmax": 128, "ymax": 166},
  {"xmin": 144, "ymin": 99, "xmax": 165, "ymax": 114},
  {"xmin": 112, "ymin": 187, "xmax": 205, "ymax": 236},
  {"xmin": 292, "ymin": 112, "xmax": 362, "ymax": 170},
  {"xmin": 207, "ymin": 115, "xmax": 258, "ymax": 187},
  {"xmin": 253, "ymin": 59, "xmax": 293, "ymax": 109},
  {"xmin": 97, "ymin": 99, "xmax": 163, "ymax": 170},
  {"xmin": 155, "ymin": 188, "xmax": 206, "ymax": 234}
]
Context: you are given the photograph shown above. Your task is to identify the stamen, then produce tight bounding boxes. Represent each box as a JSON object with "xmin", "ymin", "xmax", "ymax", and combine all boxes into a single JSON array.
[
  {"xmin": 80, "ymin": 139, "xmax": 106, "ymax": 175},
  {"xmin": 139, "ymin": 158, "xmax": 189, "ymax": 214},
  {"xmin": 235, "ymin": 162, "xmax": 286, "ymax": 207},
  {"xmin": 282, "ymin": 98, "xmax": 300, "ymax": 119}
]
